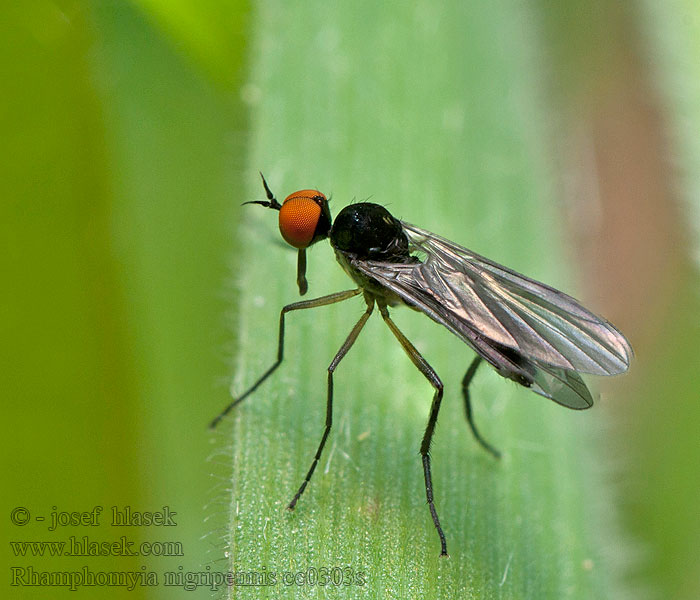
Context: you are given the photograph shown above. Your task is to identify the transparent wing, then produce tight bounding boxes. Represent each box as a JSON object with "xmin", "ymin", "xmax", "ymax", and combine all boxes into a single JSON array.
[
  {"xmin": 349, "ymin": 221, "xmax": 632, "ymax": 408},
  {"xmin": 466, "ymin": 334, "xmax": 595, "ymax": 409}
]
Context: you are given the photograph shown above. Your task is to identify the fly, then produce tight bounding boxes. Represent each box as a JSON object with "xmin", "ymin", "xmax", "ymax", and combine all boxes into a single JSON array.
[{"xmin": 211, "ymin": 173, "xmax": 633, "ymax": 557}]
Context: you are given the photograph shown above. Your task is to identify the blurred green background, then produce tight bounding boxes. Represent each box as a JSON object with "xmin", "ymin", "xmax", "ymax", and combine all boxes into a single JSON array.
[{"xmin": 3, "ymin": 1, "xmax": 699, "ymax": 599}]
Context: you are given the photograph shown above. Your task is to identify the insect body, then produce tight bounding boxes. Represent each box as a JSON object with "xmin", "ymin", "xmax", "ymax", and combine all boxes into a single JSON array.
[{"xmin": 211, "ymin": 174, "xmax": 632, "ymax": 556}]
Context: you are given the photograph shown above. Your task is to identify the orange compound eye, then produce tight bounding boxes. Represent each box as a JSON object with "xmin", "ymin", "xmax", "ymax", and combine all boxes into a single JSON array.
[{"xmin": 278, "ymin": 190, "xmax": 327, "ymax": 249}]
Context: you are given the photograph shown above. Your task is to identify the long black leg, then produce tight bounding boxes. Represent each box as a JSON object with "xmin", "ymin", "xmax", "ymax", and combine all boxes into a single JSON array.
[
  {"xmin": 209, "ymin": 288, "xmax": 361, "ymax": 429},
  {"xmin": 461, "ymin": 356, "xmax": 500, "ymax": 459},
  {"xmin": 379, "ymin": 305, "xmax": 448, "ymax": 557},
  {"xmin": 288, "ymin": 299, "xmax": 374, "ymax": 509}
]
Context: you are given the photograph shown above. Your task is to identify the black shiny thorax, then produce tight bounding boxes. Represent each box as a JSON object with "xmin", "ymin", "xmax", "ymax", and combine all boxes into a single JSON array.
[
  {"xmin": 330, "ymin": 203, "xmax": 411, "ymax": 261},
  {"xmin": 330, "ymin": 203, "xmax": 417, "ymax": 305}
]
